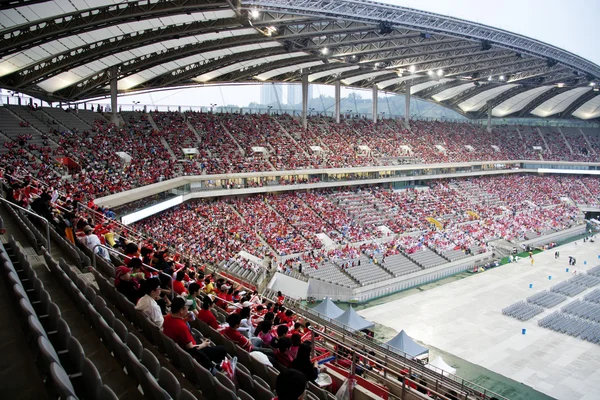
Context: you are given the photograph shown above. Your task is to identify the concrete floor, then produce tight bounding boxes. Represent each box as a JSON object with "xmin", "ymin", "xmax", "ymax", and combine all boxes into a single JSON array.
[{"xmin": 359, "ymin": 239, "xmax": 600, "ymax": 400}]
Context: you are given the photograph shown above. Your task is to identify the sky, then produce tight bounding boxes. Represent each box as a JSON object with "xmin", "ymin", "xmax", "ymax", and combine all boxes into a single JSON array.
[{"xmin": 94, "ymin": 0, "xmax": 600, "ymax": 109}]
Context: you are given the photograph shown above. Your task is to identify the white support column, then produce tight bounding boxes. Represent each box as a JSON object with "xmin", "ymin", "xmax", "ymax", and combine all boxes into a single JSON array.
[
  {"xmin": 334, "ymin": 80, "xmax": 341, "ymax": 124},
  {"xmin": 301, "ymin": 74, "xmax": 309, "ymax": 130},
  {"xmin": 404, "ymin": 84, "xmax": 411, "ymax": 128},
  {"xmin": 372, "ymin": 84, "xmax": 378, "ymax": 123},
  {"xmin": 487, "ymin": 102, "xmax": 493, "ymax": 132},
  {"xmin": 110, "ymin": 66, "xmax": 119, "ymax": 126}
]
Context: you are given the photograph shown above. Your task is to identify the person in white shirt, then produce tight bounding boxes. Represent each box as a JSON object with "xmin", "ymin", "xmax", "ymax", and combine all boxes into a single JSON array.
[
  {"xmin": 135, "ymin": 278, "xmax": 164, "ymax": 329},
  {"xmin": 82, "ymin": 225, "xmax": 110, "ymax": 260}
]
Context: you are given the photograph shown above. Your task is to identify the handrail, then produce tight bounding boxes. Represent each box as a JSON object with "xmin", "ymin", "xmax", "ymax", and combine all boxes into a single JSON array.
[
  {"xmin": 90, "ymin": 244, "xmax": 174, "ymax": 300},
  {"xmin": 0, "ymin": 197, "xmax": 51, "ymax": 254},
  {"xmin": 261, "ymin": 290, "xmax": 508, "ymax": 400},
  {"xmin": 307, "ymin": 326, "xmax": 456, "ymax": 400}
]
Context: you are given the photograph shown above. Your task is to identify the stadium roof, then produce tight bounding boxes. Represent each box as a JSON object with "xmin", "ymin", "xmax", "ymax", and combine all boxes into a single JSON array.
[{"xmin": 1, "ymin": 0, "xmax": 599, "ymax": 120}]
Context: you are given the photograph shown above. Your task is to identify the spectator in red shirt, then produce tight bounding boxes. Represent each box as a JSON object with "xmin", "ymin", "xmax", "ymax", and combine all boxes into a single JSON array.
[
  {"xmin": 289, "ymin": 322, "xmax": 304, "ymax": 336},
  {"xmin": 162, "ymin": 297, "xmax": 226, "ymax": 370},
  {"xmin": 273, "ymin": 337, "xmax": 294, "ymax": 367},
  {"xmin": 277, "ymin": 291, "xmax": 285, "ymax": 305},
  {"xmin": 197, "ymin": 297, "xmax": 220, "ymax": 329},
  {"xmin": 172, "ymin": 270, "xmax": 187, "ymax": 296},
  {"xmin": 223, "ymin": 313, "xmax": 274, "ymax": 356}
]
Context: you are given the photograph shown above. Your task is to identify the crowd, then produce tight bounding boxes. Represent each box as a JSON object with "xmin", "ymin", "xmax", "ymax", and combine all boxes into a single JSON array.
[{"xmin": 2, "ymin": 108, "xmax": 600, "ymax": 205}]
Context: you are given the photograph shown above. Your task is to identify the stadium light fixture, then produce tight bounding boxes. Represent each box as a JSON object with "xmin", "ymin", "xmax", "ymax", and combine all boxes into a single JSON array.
[
  {"xmin": 409, "ymin": 65, "xmax": 416, "ymax": 73},
  {"xmin": 321, "ymin": 48, "xmax": 329, "ymax": 55},
  {"xmin": 437, "ymin": 69, "xmax": 444, "ymax": 77},
  {"xmin": 590, "ymin": 82, "xmax": 597, "ymax": 86},
  {"xmin": 250, "ymin": 9, "xmax": 260, "ymax": 19},
  {"xmin": 557, "ymin": 83, "xmax": 565, "ymax": 88},
  {"xmin": 499, "ymin": 75, "xmax": 506, "ymax": 81},
  {"xmin": 427, "ymin": 70, "xmax": 434, "ymax": 76},
  {"xmin": 488, "ymin": 76, "xmax": 493, "ymax": 81}
]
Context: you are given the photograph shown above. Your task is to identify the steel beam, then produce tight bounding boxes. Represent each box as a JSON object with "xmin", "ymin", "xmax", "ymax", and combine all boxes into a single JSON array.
[
  {"xmin": 0, "ymin": 0, "xmax": 230, "ymax": 57},
  {"xmin": 242, "ymin": 0, "xmax": 600, "ymax": 78}
]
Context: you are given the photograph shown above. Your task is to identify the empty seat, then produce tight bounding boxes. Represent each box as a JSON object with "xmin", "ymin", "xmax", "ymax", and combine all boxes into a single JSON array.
[
  {"xmin": 49, "ymin": 362, "xmax": 77, "ymax": 399},
  {"xmin": 141, "ymin": 349, "xmax": 161, "ymax": 380},
  {"xmin": 159, "ymin": 367, "xmax": 181, "ymax": 400}
]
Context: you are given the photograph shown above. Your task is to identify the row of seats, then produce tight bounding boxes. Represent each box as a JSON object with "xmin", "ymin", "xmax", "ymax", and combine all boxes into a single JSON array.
[{"xmin": 2, "ymin": 236, "xmax": 117, "ymax": 400}]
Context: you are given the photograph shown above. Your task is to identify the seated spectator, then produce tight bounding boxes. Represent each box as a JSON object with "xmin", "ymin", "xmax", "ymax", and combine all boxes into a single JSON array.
[
  {"xmin": 135, "ymin": 278, "xmax": 164, "ymax": 329},
  {"xmin": 289, "ymin": 333, "xmax": 301, "ymax": 359},
  {"xmin": 197, "ymin": 297, "xmax": 220, "ymax": 329},
  {"xmin": 238, "ymin": 306, "xmax": 254, "ymax": 337},
  {"xmin": 276, "ymin": 369, "xmax": 308, "ymax": 400},
  {"xmin": 256, "ymin": 321, "xmax": 274, "ymax": 347},
  {"xmin": 163, "ymin": 297, "xmax": 227, "ymax": 370},
  {"xmin": 273, "ymin": 337, "xmax": 294, "ymax": 367},
  {"xmin": 123, "ymin": 242, "xmax": 139, "ymax": 265},
  {"xmin": 222, "ymin": 313, "xmax": 255, "ymax": 351},
  {"xmin": 115, "ymin": 258, "xmax": 144, "ymax": 304},
  {"xmin": 82, "ymin": 225, "xmax": 109, "ymax": 260},
  {"xmin": 271, "ymin": 325, "xmax": 289, "ymax": 350},
  {"xmin": 186, "ymin": 282, "xmax": 201, "ymax": 316},
  {"xmin": 290, "ymin": 322, "xmax": 304, "ymax": 336},
  {"xmin": 173, "ymin": 270, "xmax": 187, "ymax": 296},
  {"xmin": 203, "ymin": 277, "xmax": 215, "ymax": 294},
  {"xmin": 290, "ymin": 342, "xmax": 321, "ymax": 382}
]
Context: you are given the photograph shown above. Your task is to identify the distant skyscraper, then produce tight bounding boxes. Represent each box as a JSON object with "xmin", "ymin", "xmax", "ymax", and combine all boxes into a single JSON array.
[
  {"xmin": 286, "ymin": 83, "xmax": 313, "ymax": 107},
  {"xmin": 260, "ymin": 84, "xmax": 277, "ymax": 105}
]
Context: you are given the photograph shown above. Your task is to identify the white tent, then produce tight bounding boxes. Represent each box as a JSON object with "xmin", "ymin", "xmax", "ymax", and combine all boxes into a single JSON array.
[
  {"xmin": 333, "ymin": 306, "xmax": 375, "ymax": 331},
  {"xmin": 311, "ymin": 297, "xmax": 344, "ymax": 319},
  {"xmin": 425, "ymin": 356, "xmax": 456, "ymax": 376}
]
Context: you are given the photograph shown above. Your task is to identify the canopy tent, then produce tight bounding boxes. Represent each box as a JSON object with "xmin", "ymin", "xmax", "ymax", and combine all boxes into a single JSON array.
[
  {"xmin": 334, "ymin": 306, "xmax": 375, "ymax": 331},
  {"xmin": 312, "ymin": 297, "xmax": 344, "ymax": 319},
  {"xmin": 425, "ymin": 356, "xmax": 456, "ymax": 376},
  {"xmin": 385, "ymin": 330, "xmax": 429, "ymax": 359}
]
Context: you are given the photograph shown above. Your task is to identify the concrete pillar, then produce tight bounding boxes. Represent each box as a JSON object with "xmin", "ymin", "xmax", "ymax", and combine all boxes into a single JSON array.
[
  {"xmin": 487, "ymin": 102, "xmax": 493, "ymax": 132},
  {"xmin": 372, "ymin": 84, "xmax": 378, "ymax": 123},
  {"xmin": 301, "ymin": 74, "xmax": 309, "ymax": 130},
  {"xmin": 334, "ymin": 80, "xmax": 341, "ymax": 124},
  {"xmin": 404, "ymin": 84, "xmax": 411, "ymax": 129},
  {"xmin": 110, "ymin": 67, "xmax": 119, "ymax": 126}
]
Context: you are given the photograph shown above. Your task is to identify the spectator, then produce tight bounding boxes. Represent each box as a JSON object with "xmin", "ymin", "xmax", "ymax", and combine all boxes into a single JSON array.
[
  {"xmin": 273, "ymin": 337, "xmax": 294, "ymax": 367},
  {"xmin": 163, "ymin": 297, "xmax": 227, "ymax": 370},
  {"xmin": 197, "ymin": 297, "xmax": 220, "ymax": 329},
  {"xmin": 186, "ymin": 282, "xmax": 201, "ymax": 316},
  {"xmin": 256, "ymin": 321, "xmax": 274, "ymax": 347},
  {"xmin": 290, "ymin": 342, "xmax": 320, "ymax": 382},
  {"xmin": 173, "ymin": 270, "xmax": 187, "ymax": 296},
  {"xmin": 276, "ymin": 369, "xmax": 308, "ymax": 400},
  {"xmin": 115, "ymin": 258, "xmax": 144, "ymax": 304},
  {"xmin": 135, "ymin": 278, "xmax": 164, "ymax": 329}
]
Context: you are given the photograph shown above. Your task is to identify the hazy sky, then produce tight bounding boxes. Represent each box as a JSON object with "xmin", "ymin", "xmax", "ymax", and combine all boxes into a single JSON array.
[{"xmin": 104, "ymin": 0, "xmax": 600, "ymax": 108}]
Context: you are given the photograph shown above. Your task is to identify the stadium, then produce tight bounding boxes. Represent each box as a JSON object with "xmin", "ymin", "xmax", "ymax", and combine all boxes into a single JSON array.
[{"xmin": 0, "ymin": 0, "xmax": 599, "ymax": 400}]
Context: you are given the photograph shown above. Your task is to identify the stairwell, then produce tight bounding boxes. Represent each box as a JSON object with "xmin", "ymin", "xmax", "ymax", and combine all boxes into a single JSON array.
[
  {"xmin": 0, "ymin": 204, "xmax": 145, "ymax": 399},
  {"xmin": 579, "ymin": 128, "xmax": 597, "ymax": 155},
  {"xmin": 272, "ymin": 119, "xmax": 311, "ymax": 158},
  {"xmin": 515, "ymin": 126, "xmax": 523, "ymax": 140},
  {"xmin": 557, "ymin": 127, "xmax": 574, "ymax": 154},
  {"xmin": 145, "ymin": 112, "xmax": 160, "ymax": 131},
  {"xmin": 226, "ymin": 203, "xmax": 278, "ymax": 256},
  {"xmin": 159, "ymin": 137, "xmax": 177, "ymax": 160},
  {"xmin": 218, "ymin": 122, "xmax": 246, "ymax": 155},
  {"xmin": 536, "ymin": 127, "xmax": 551, "ymax": 154},
  {"xmin": 185, "ymin": 119, "xmax": 203, "ymax": 143}
]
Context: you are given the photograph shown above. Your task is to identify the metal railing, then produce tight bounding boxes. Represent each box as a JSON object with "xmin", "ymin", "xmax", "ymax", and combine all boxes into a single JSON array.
[
  {"xmin": 91, "ymin": 244, "xmax": 174, "ymax": 300},
  {"xmin": 0, "ymin": 197, "xmax": 51, "ymax": 254}
]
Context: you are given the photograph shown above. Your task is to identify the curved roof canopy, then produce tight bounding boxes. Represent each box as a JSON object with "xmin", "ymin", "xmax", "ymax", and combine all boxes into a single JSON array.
[{"xmin": 0, "ymin": 0, "xmax": 599, "ymax": 120}]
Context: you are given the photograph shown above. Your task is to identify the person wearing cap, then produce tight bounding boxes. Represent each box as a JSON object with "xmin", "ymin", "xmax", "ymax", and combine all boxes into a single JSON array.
[
  {"xmin": 115, "ymin": 258, "xmax": 145, "ymax": 304},
  {"xmin": 82, "ymin": 224, "xmax": 109, "ymax": 260},
  {"xmin": 163, "ymin": 297, "xmax": 227, "ymax": 370}
]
